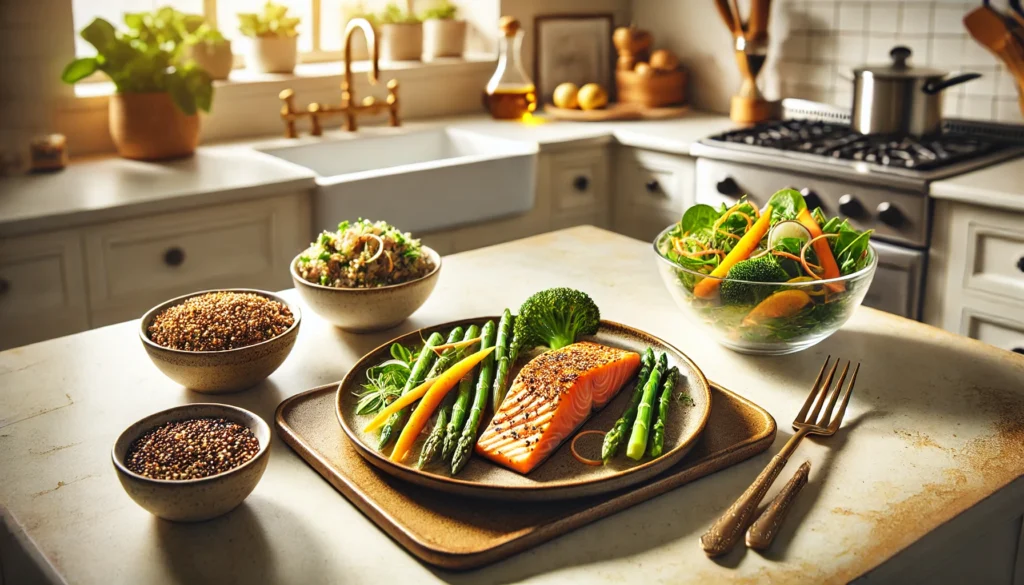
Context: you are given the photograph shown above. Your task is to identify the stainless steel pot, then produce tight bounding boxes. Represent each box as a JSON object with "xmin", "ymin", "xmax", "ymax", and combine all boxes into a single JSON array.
[{"xmin": 851, "ymin": 46, "xmax": 980, "ymax": 136}]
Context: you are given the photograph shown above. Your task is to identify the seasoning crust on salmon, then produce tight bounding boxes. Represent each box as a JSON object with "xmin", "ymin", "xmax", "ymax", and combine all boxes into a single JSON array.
[{"xmin": 475, "ymin": 341, "xmax": 641, "ymax": 474}]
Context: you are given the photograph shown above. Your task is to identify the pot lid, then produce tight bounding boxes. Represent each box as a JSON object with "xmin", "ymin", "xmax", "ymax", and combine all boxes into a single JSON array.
[{"xmin": 853, "ymin": 46, "xmax": 947, "ymax": 78}]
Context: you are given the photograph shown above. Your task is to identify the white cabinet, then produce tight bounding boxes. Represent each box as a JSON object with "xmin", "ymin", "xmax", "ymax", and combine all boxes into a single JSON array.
[
  {"xmin": 0, "ymin": 230, "xmax": 90, "ymax": 350},
  {"xmin": 614, "ymin": 147, "xmax": 695, "ymax": 242},
  {"xmin": 545, "ymin": 148, "xmax": 610, "ymax": 230},
  {"xmin": 925, "ymin": 200, "xmax": 1024, "ymax": 352},
  {"xmin": 84, "ymin": 193, "xmax": 310, "ymax": 326}
]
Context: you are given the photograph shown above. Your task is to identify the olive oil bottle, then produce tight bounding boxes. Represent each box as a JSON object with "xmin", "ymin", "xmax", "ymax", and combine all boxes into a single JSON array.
[{"xmin": 483, "ymin": 17, "xmax": 536, "ymax": 120}]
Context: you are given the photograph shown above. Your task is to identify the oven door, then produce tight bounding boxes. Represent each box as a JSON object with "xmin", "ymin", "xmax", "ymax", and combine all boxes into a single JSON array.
[{"xmin": 859, "ymin": 239, "xmax": 924, "ymax": 320}]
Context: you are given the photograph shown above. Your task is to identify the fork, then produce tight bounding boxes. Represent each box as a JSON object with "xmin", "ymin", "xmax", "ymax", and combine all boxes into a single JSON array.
[{"xmin": 700, "ymin": 356, "xmax": 859, "ymax": 557}]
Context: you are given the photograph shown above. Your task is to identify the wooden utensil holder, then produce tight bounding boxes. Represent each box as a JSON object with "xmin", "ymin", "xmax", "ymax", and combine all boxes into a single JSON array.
[{"xmin": 616, "ymin": 69, "xmax": 687, "ymax": 108}]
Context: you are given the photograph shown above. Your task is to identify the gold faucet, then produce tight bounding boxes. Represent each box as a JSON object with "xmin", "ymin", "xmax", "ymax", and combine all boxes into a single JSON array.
[{"xmin": 277, "ymin": 17, "xmax": 401, "ymax": 138}]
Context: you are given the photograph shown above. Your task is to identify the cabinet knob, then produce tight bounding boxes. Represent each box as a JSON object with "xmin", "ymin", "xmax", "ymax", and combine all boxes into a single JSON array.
[
  {"xmin": 164, "ymin": 247, "xmax": 186, "ymax": 267},
  {"xmin": 838, "ymin": 194, "xmax": 864, "ymax": 218},
  {"xmin": 573, "ymin": 175, "xmax": 589, "ymax": 192},
  {"xmin": 1017, "ymin": 256, "xmax": 1024, "ymax": 273},
  {"xmin": 1013, "ymin": 347, "xmax": 1024, "ymax": 355},
  {"xmin": 799, "ymin": 187, "xmax": 823, "ymax": 211},
  {"xmin": 877, "ymin": 202, "xmax": 905, "ymax": 228},
  {"xmin": 716, "ymin": 177, "xmax": 741, "ymax": 197},
  {"xmin": 0, "ymin": 278, "xmax": 8, "ymax": 295},
  {"xmin": 645, "ymin": 179, "xmax": 660, "ymax": 193}
]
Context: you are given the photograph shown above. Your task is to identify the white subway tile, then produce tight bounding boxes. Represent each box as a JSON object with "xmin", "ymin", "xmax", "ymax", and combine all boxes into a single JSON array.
[
  {"xmin": 994, "ymin": 97, "xmax": 1024, "ymax": 122},
  {"xmin": 837, "ymin": 2, "xmax": 867, "ymax": 33},
  {"xmin": 836, "ymin": 34, "xmax": 868, "ymax": 63},
  {"xmin": 779, "ymin": 32, "xmax": 811, "ymax": 62},
  {"xmin": 961, "ymin": 67, "xmax": 1000, "ymax": 96},
  {"xmin": 961, "ymin": 38, "xmax": 1001, "ymax": 67},
  {"xmin": 807, "ymin": 33, "xmax": 840, "ymax": 62},
  {"xmin": 866, "ymin": 34, "xmax": 899, "ymax": 62},
  {"xmin": 867, "ymin": 4, "xmax": 900, "ymax": 35},
  {"xmin": 960, "ymin": 95, "xmax": 996, "ymax": 119},
  {"xmin": 932, "ymin": 5, "xmax": 967, "ymax": 35},
  {"xmin": 996, "ymin": 64, "xmax": 1020, "ymax": 96},
  {"xmin": 942, "ymin": 94, "xmax": 962, "ymax": 117},
  {"xmin": 898, "ymin": 37, "xmax": 931, "ymax": 65},
  {"xmin": 806, "ymin": 1, "xmax": 838, "ymax": 30},
  {"xmin": 900, "ymin": 5, "xmax": 933, "ymax": 36},
  {"xmin": 930, "ymin": 36, "xmax": 964, "ymax": 66}
]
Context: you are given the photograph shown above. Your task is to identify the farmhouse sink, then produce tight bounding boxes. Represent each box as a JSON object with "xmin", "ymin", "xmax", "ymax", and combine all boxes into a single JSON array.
[{"xmin": 261, "ymin": 128, "xmax": 538, "ymax": 233}]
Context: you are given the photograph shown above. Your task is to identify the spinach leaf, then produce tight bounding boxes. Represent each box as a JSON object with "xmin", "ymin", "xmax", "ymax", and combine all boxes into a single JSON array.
[
  {"xmin": 835, "ymin": 230, "xmax": 872, "ymax": 274},
  {"xmin": 681, "ymin": 204, "xmax": 720, "ymax": 233},
  {"xmin": 767, "ymin": 189, "xmax": 807, "ymax": 223},
  {"xmin": 811, "ymin": 207, "xmax": 827, "ymax": 228}
]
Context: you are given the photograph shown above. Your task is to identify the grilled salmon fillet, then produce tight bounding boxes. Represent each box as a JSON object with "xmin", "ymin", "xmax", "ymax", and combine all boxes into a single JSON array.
[{"xmin": 475, "ymin": 341, "xmax": 640, "ymax": 474}]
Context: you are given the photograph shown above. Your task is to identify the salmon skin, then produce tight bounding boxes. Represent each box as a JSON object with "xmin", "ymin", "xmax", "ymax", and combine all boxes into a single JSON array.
[{"xmin": 475, "ymin": 341, "xmax": 641, "ymax": 474}]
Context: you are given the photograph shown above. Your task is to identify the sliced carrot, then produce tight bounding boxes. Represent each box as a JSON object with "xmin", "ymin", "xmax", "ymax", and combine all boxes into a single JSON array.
[
  {"xmin": 742, "ymin": 290, "xmax": 813, "ymax": 327},
  {"xmin": 796, "ymin": 208, "xmax": 844, "ymax": 292},
  {"xmin": 389, "ymin": 345, "xmax": 497, "ymax": 463},
  {"xmin": 362, "ymin": 376, "xmax": 439, "ymax": 433},
  {"xmin": 693, "ymin": 205, "xmax": 774, "ymax": 299}
]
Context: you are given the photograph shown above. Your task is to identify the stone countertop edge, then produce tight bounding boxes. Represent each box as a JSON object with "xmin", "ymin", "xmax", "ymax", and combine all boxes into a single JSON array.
[{"xmin": 930, "ymin": 156, "xmax": 1024, "ymax": 213}]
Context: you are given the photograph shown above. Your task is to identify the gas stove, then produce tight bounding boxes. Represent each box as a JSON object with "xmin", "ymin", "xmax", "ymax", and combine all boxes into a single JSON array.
[{"xmin": 690, "ymin": 99, "xmax": 1024, "ymax": 321}]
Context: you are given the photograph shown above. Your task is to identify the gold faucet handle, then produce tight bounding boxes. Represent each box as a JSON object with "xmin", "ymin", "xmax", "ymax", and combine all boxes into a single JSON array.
[
  {"xmin": 279, "ymin": 89, "xmax": 297, "ymax": 113},
  {"xmin": 386, "ymin": 79, "xmax": 401, "ymax": 127}
]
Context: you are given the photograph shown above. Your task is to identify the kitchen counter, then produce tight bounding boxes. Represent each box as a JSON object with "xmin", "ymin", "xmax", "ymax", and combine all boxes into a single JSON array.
[
  {"xmin": 0, "ymin": 112, "xmax": 735, "ymax": 237},
  {"xmin": 930, "ymin": 157, "xmax": 1024, "ymax": 213},
  {"xmin": 2, "ymin": 226, "xmax": 1024, "ymax": 584}
]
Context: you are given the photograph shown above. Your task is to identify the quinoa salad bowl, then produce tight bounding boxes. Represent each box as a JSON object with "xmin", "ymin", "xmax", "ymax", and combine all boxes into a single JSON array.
[
  {"xmin": 291, "ymin": 220, "xmax": 441, "ymax": 333},
  {"xmin": 112, "ymin": 403, "xmax": 271, "ymax": 522},
  {"xmin": 139, "ymin": 289, "xmax": 301, "ymax": 394}
]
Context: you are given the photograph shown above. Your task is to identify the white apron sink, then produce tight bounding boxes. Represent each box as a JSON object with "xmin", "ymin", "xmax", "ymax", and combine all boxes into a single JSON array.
[{"xmin": 261, "ymin": 128, "xmax": 538, "ymax": 233}]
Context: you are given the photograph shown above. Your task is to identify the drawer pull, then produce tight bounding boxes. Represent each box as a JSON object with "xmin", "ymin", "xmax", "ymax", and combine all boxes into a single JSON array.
[
  {"xmin": 1013, "ymin": 347, "xmax": 1024, "ymax": 355},
  {"xmin": 572, "ymin": 175, "xmax": 589, "ymax": 192},
  {"xmin": 0, "ymin": 278, "xmax": 8, "ymax": 295},
  {"xmin": 716, "ymin": 177, "xmax": 740, "ymax": 197},
  {"xmin": 645, "ymin": 179, "xmax": 660, "ymax": 193},
  {"xmin": 1017, "ymin": 256, "xmax": 1024, "ymax": 273},
  {"xmin": 163, "ymin": 247, "xmax": 186, "ymax": 267}
]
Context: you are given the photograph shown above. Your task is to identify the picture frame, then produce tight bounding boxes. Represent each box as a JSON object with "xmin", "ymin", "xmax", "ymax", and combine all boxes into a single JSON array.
[{"xmin": 534, "ymin": 14, "xmax": 614, "ymax": 105}]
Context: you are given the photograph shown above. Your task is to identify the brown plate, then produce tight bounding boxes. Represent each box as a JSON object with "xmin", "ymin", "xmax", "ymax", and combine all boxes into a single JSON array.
[{"xmin": 335, "ymin": 318, "xmax": 712, "ymax": 501}]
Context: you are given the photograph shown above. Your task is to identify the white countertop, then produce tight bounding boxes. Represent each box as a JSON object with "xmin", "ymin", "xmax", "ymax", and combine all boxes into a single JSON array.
[
  {"xmin": 931, "ymin": 157, "xmax": 1024, "ymax": 213},
  {"xmin": 2, "ymin": 226, "xmax": 1024, "ymax": 584},
  {"xmin": 0, "ymin": 112, "xmax": 735, "ymax": 238}
]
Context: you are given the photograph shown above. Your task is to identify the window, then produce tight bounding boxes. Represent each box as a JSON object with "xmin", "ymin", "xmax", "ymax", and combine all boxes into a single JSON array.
[{"xmin": 71, "ymin": 0, "xmax": 398, "ymax": 64}]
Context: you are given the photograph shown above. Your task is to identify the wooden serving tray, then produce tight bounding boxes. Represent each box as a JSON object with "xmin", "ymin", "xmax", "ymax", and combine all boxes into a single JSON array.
[
  {"xmin": 543, "ymin": 102, "xmax": 690, "ymax": 122},
  {"xmin": 275, "ymin": 381, "xmax": 776, "ymax": 570}
]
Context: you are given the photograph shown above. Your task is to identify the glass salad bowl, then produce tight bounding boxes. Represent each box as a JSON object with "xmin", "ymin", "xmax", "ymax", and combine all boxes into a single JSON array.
[{"xmin": 653, "ymin": 225, "xmax": 877, "ymax": 356}]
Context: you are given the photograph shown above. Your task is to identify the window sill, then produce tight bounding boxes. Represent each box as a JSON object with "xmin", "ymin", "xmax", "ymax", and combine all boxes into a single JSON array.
[{"xmin": 70, "ymin": 53, "xmax": 496, "ymax": 102}]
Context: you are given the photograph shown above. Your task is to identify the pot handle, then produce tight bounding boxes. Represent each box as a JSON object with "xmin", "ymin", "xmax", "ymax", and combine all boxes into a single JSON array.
[{"xmin": 923, "ymin": 73, "xmax": 981, "ymax": 94}]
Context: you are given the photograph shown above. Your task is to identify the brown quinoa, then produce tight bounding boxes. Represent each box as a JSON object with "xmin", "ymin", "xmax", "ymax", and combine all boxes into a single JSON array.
[
  {"xmin": 124, "ymin": 417, "xmax": 260, "ymax": 480},
  {"xmin": 148, "ymin": 291, "xmax": 294, "ymax": 351}
]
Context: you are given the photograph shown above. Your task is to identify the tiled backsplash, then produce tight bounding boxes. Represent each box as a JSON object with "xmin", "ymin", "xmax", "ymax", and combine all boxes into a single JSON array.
[{"xmin": 771, "ymin": 0, "xmax": 1023, "ymax": 123}]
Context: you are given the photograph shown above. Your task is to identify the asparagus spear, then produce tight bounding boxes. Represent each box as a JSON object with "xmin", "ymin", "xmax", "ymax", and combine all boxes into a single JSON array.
[
  {"xmin": 490, "ymin": 310, "xmax": 515, "ymax": 413},
  {"xmin": 443, "ymin": 322, "xmax": 489, "ymax": 460},
  {"xmin": 601, "ymin": 347, "xmax": 655, "ymax": 461},
  {"xmin": 625, "ymin": 352, "xmax": 668, "ymax": 461},
  {"xmin": 452, "ymin": 321, "xmax": 500, "ymax": 474},
  {"xmin": 648, "ymin": 367, "xmax": 679, "ymax": 458},
  {"xmin": 412, "ymin": 327, "xmax": 467, "ymax": 465},
  {"xmin": 377, "ymin": 331, "xmax": 444, "ymax": 449}
]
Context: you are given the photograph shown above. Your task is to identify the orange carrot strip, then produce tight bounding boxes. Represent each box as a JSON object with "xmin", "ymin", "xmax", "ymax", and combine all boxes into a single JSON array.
[
  {"xmin": 362, "ymin": 376, "xmax": 439, "ymax": 433},
  {"xmin": 390, "ymin": 346, "xmax": 497, "ymax": 462},
  {"xmin": 693, "ymin": 205, "xmax": 774, "ymax": 299},
  {"xmin": 772, "ymin": 250, "xmax": 822, "ymax": 272},
  {"xmin": 800, "ymin": 234, "xmax": 839, "ymax": 284},
  {"xmin": 796, "ymin": 208, "xmax": 845, "ymax": 292}
]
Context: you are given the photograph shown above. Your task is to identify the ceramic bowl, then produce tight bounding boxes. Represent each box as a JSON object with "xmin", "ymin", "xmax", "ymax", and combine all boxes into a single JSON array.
[
  {"xmin": 139, "ymin": 289, "xmax": 301, "ymax": 393},
  {"xmin": 289, "ymin": 246, "xmax": 441, "ymax": 332},
  {"xmin": 111, "ymin": 403, "xmax": 271, "ymax": 522}
]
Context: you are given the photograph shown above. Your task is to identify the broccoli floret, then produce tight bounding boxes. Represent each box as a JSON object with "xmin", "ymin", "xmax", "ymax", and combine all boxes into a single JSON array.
[
  {"xmin": 514, "ymin": 288, "xmax": 601, "ymax": 351},
  {"xmin": 719, "ymin": 255, "xmax": 789, "ymax": 306}
]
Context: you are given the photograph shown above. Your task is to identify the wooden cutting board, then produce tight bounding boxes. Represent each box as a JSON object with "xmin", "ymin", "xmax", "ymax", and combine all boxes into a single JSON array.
[
  {"xmin": 543, "ymin": 102, "xmax": 690, "ymax": 121},
  {"xmin": 275, "ymin": 381, "xmax": 776, "ymax": 570}
]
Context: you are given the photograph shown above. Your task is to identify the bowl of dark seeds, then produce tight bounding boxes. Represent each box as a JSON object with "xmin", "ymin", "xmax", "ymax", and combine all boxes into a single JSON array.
[
  {"xmin": 139, "ymin": 289, "xmax": 301, "ymax": 393},
  {"xmin": 111, "ymin": 403, "xmax": 271, "ymax": 522}
]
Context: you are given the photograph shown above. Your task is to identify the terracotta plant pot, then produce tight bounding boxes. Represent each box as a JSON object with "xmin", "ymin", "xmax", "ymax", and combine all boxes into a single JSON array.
[
  {"xmin": 423, "ymin": 19, "xmax": 466, "ymax": 60},
  {"xmin": 186, "ymin": 40, "xmax": 234, "ymax": 80},
  {"xmin": 242, "ymin": 35, "xmax": 298, "ymax": 73},
  {"xmin": 108, "ymin": 92, "xmax": 200, "ymax": 161},
  {"xmin": 380, "ymin": 23, "xmax": 423, "ymax": 62}
]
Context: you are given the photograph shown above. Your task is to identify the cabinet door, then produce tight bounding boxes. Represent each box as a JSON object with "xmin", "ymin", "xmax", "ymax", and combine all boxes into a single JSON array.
[
  {"xmin": 963, "ymin": 214, "xmax": 1024, "ymax": 302},
  {"xmin": 0, "ymin": 230, "xmax": 89, "ymax": 350},
  {"xmin": 963, "ymin": 309, "xmax": 1024, "ymax": 355},
  {"xmin": 83, "ymin": 193, "xmax": 310, "ymax": 326},
  {"xmin": 614, "ymin": 148, "xmax": 695, "ymax": 241},
  {"xmin": 547, "ymin": 148, "xmax": 610, "ymax": 230}
]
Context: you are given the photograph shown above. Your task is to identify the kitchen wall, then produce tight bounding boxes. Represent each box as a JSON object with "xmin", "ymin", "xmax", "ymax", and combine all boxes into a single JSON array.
[{"xmin": 634, "ymin": 0, "xmax": 1024, "ymax": 124}]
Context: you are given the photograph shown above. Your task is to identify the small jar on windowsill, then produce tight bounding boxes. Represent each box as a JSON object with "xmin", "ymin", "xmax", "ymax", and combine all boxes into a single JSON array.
[{"xmin": 29, "ymin": 134, "xmax": 68, "ymax": 173}]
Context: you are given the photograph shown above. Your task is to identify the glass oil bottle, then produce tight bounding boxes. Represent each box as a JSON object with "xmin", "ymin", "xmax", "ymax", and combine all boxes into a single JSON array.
[{"xmin": 484, "ymin": 16, "xmax": 537, "ymax": 120}]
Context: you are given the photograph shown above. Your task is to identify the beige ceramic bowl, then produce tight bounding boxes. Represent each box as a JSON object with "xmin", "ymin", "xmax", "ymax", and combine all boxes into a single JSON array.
[
  {"xmin": 112, "ymin": 403, "xmax": 271, "ymax": 522},
  {"xmin": 139, "ymin": 289, "xmax": 301, "ymax": 394},
  {"xmin": 290, "ymin": 247, "xmax": 441, "ymax": 332}
]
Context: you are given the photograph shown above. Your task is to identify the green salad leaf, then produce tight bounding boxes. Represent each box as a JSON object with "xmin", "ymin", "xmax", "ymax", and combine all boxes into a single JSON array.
[
  {"xmin": 680, "ymin": 204, "xmax": 719, "ymax": 233},
  {"xmin": 766, "ymin": 189, "xmax": 807, "ymax": 224}
]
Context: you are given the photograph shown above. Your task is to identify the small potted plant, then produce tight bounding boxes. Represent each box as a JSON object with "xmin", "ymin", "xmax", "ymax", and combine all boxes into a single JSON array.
[
  {"xmin": 61, "ymin": 15, "xmax": 213, "ymax": 160},
  {"xmin": 237, "ymin": 1, "xmax": 301, "ymax": 74},
  {"xmin": 421, "ymin": 1, "xmax": 464, "ymax": 60},
  {"xmin": 378, "ymin": 2, "xmax": 422, "ymax": 62},
  {"xmin": 185, "ymin": 24, "xmax": 233, "ymax": 80}
]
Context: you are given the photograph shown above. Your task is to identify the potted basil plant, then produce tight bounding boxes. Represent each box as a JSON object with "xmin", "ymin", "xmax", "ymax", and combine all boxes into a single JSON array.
[
  {"xmin": 378, "ymin": 2, "xmax": 422, "ymax": 62},
  {"xmin": 61, "ymin": 15, "xmax": 213, "ymax": 161},
  {"xmin": 421, "ymin": 1, "xmax": 465, "ymax": 60},
  {"xmin": 185, "ymin": 24, "xmax": 233, "ymax": 80},
  {"xmin": 238, "ymin": 1, "xmax": 301, "ymax": 74}
]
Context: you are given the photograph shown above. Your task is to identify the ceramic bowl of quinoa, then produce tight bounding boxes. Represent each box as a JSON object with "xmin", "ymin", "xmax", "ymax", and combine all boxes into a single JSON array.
[
  {"xmin": 112, "ymin": 403, "xmax": 271, "ymax": 522},
  {"xmin": 290, "ymin": 220, "xmax": 441, "ymax": 333},
  {"xmin": 139, "ymin": 289, "xmax": 301, "ymax": 393}
]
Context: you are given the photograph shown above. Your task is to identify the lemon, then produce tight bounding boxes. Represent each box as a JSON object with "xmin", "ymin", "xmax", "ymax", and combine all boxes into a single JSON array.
[
  {"xmin": 552, "ymin": 82, "xmax": 579, "ymax": 109},
  {"xmin": 577, "ymin": 83, "xmax": 608, "ymax": 110}
]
